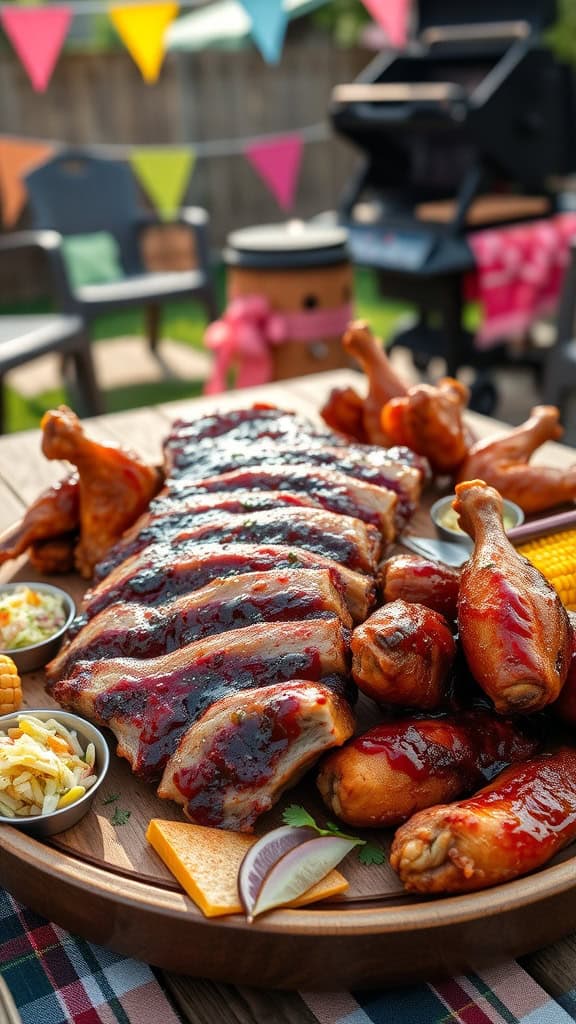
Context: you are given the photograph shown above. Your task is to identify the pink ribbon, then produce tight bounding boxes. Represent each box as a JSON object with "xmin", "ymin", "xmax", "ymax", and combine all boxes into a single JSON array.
[{"xmin": 204, "ymin": 294, "xmax": 353, "ymax": 394}]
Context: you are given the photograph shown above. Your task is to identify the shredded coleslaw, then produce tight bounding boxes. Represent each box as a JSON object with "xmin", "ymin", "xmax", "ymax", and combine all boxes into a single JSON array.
[
  {"xmin": 0, "ymin": 715, "xmax": 97, "ymax": 817},
  {"xmin": 0, "ymin": 587, "xmax": 67, "ymax": 650}
]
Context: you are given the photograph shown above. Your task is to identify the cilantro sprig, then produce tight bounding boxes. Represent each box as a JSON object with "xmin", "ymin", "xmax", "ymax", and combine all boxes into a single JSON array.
[
  {"xmin": 282, "ymin": 805, "xmax": 385, "ymax": 865},
  {"xmin": 111, "ymin": 807, "xmax": 131, "ymax": 827}
]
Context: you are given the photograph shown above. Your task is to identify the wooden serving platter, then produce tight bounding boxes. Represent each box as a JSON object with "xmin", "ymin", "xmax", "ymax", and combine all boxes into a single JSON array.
[{"xmin": 0, "ymin": 372, "xmax": 575, "ymax": 990}]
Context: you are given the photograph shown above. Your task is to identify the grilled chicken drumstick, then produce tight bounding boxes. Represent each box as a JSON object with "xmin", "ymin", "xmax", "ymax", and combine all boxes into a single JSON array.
[
  {"xmin": 317, "ymin": 711, "xmax": 540, "ymax": 828},
  {"xmin": 455, "ymin": 479, "xmax": 572, "ymax": 713},
  {"xmin": 390, "ymin": 748, "xmax": 576, "ymax": 893},
  {"xmin": 41, "ymin": 406, "xmax": 163, "ymax": 578},
  {"xmin": 457, "ymin": 406, "xmax": 576, "ymax": 513},
  {"xmin": 321, "ymin": 320, "xmax": 407, "ymax": 444},
  {"xmin": 553, "ymin": 611, "xmax": 576, "ymax": 726},
  {"xmin": 351, "ymin": 599, "xmax": 455, "ymax": 709}
]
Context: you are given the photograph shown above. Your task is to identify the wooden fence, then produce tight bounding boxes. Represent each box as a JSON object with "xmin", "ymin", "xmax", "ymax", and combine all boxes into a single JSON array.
[{"xmin": 0, "ymin": 30, "xmax": 367, "ymax": 302}]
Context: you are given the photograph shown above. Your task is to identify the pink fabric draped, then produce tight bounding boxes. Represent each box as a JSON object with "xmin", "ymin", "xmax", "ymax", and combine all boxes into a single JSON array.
[{"xmin": 204, "ymin": 295, "xmax": 353, "ymax": 394}]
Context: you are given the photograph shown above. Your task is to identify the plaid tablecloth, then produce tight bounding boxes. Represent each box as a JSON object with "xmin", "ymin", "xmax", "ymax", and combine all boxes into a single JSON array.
[
  {"xmin": 3, "ymin": 887, "xmax": 576, "ymax": 1024},
  {"xmin": 0, "ymin": 890, "xmax": 182, "ymax": 1024}
]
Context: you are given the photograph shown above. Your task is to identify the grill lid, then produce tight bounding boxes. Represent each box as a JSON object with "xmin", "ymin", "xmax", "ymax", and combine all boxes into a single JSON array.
[{"xmin": 417, "ymin": 0, "xmax": 557, "ymax": 34}]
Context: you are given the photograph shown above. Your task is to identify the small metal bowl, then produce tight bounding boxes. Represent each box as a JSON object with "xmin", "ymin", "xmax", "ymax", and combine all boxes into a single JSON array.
[
  {"xmin": 430, "ymin": 493, "xmax": 525, "ymax": 547},
  {"xmin": 0, "ymin": 709, "xmax": 110, "ymax": 836},
  {"xmin": 0, "ymin": 582, "xmax": 75, "ymax": 673}
]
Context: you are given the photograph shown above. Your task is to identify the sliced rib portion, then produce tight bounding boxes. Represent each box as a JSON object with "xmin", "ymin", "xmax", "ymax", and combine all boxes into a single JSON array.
[
  {"xmin": 167, "ymin": 441, "xmax": 425, "ymax": 523},
  {"xmin": 165, "ymin": 466, "xmax": 397, "ymax": 538},
  {"xmin": 48, "ymin": 568, "xmax": 352, "ymax": 676},
  {"xmin": 158, "ymin": 679, "xmax": 355, "ymax": 831},
  {"xmin": 95, "ymin": 489, "xmax": 326, "ymax": 578},
  {"xmin": 80, "ymin": 542, "xmax": 376, "ymax": 624},
  {"xmin": 49, "ymin": 618, "xmax": 350, "ymax": 780},
  {"xmin": 96, "ymin": 507, "xmax": 381, "ymax": 577},
  {"xmin": 164, "ymin": 405, "xmax": 340, "ymax": 454}
]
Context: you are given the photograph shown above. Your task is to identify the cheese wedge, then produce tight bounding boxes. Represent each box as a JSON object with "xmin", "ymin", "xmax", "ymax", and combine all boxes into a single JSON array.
[{"xmin": 147, "ymin": 818, "xmax": 349, "ymax": 918}]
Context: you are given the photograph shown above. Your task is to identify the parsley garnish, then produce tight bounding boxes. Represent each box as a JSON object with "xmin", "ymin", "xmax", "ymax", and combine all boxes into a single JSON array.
[
  {"xmin": 102, "ymin": 792, "xmax": 120, "ymax": 805},
  {"xmin": 282, "ymin": 805, "xmax": 384, "ymax": 864},
  {"xmin": 111, "ymin": 807, "xmax": 131, "ymax": 827},
  {"xmin": 358, "ymin": 841, "xmax": 386, "ymax": 866}
]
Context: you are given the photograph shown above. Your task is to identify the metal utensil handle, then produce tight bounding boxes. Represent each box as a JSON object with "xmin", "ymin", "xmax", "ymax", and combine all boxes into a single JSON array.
[{"xmin": 508, "ymin": 509, "xmax": 576, "ymax": 544}]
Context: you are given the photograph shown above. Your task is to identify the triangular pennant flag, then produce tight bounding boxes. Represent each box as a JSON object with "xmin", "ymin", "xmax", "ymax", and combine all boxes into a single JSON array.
[
  {"xmin": 0, "ymin": 7, "xmax": 72, "ymax": 93},
  {"xmin": 361, "ymin": 0, "xmax": 410, "ymax": 47},
  {"xmin": 238, "ymin": 0, "xmax": 287, "ymax": 64},
  {"xmin": 130, "ymin": 148, "xmax": 194, "ymax": 221},
  {"xmin": 109, "ymin": 3, "xmax": 179, "ymax": 84},
  {"xmin": 245, "ymin": 134, "xmax": 303, "ymax": 211},
  {"xmin": 0, "ymin": 138, "xmax": 54, "ymax": 227}
]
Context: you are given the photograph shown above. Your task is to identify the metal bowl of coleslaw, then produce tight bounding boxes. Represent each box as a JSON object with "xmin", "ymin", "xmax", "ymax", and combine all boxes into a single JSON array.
[
  {"xmin": 0, "ymin": 583, "xmax": 76, "ymax": 673},
  {"xmin": 0, "ymin": 709, "xmax": 110, "ymax": 836}
]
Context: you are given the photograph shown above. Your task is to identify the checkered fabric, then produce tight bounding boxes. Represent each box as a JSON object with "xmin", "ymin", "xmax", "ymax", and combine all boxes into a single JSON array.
[
  {"xmin": 3, "ymin": 886, "xmax": 576, "ymax": 1024},
  {"xmin": 302, "ymin": 965, "xmax": 576, "ymax": 1023},
  {"xmin": 0, "ymin": 890, "xmax": 182, "ymax": 1024}
]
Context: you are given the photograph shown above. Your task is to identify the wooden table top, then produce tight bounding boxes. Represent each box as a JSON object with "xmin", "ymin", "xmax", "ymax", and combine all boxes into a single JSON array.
[{"xmin": 1, "ymin": 369, "xmax": 575, "ymax": 1023}]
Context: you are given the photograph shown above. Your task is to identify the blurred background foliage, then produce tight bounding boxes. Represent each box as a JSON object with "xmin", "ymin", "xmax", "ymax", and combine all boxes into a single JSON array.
[{"xmin": 547, "ymin": 0, "xmax": 576, "ymax": 66}]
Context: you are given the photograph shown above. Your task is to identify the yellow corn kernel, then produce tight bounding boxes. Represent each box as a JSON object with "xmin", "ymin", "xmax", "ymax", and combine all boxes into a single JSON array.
[
  {"xmin": 0, "ymin": 656, "xmax": 22, "ymax": 715},
  {"xmin": 57, "ymin": 786, "xmax": 86, "ymax": 809},
  {"xmin": 517, "ymin": 529, "xmax": 576, "ymax": 610}
]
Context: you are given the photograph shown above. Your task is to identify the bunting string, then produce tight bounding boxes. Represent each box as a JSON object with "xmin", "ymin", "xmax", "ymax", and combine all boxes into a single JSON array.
[
  {"xmin": 0, "ymin": 122, "xmax": 331, "ymax": 225},
  {"xmin": 0, "ymin": 122, "xmax": 330, "ymax": 158}
]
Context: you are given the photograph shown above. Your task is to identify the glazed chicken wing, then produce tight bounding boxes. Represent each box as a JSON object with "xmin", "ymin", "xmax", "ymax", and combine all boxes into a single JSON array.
[
  {"xmin": 381, "ymin": 378, "xmax": 471, "ymax": 475},
  {"xmin": 455, "ymin": 479, "xmax": 572, "ymax": 713},
  {"xmin": 390, "ymin": 749, "xmax": 576, "ymax": 893},
  {"xmin": 351, "ymin": 599, "xmax": 455, "ymax": 710},
  {"xmin": 0, "ymin": 473, "xmax": 79, "ymax": 565},
  {"xmin": 457, "ymin": 406, "xmax": 576, "ymax": 513},
  {"xmin": 379, "ymin": 553, "xmax": 460, "ymax": 621},
  {"xmin": 317, "ymin": 710, "xmax": 540, "ymax": 828},
  {"xmin": 41, "ymin": 406, "xmax": 163, "ymax": 578}
]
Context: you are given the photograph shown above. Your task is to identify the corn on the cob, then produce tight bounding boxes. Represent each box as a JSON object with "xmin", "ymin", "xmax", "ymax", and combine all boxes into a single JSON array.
[
  {"xmin": 517, "ymin": 529, "xmax": 576, "ymax": 611},
  {"xmin": 0, "ymin": 655, "xmax": 22, "ymax": 716}
]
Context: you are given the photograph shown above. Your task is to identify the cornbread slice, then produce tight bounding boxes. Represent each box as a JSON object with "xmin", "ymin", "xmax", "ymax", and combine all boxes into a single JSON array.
[{"xmin": 146, "ymin": 818, "xmax": 348, "ymax": 918}]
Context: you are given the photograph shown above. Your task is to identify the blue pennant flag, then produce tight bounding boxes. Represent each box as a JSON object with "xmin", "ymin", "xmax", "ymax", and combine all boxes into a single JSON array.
[{"xmin": 238, "ymin": 0, "xmax": 288, "ymax": 64}]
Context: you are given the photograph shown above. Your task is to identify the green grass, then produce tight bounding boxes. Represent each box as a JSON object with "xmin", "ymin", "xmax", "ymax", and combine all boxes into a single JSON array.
[{"xmin": 1, "ymin": 268, "xmax": 413, "ymax": 434}]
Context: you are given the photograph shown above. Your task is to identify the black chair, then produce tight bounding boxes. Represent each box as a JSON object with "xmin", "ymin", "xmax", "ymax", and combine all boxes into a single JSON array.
[
  {"xmin": 24, "ymin": 149, "xmax": 218, "ymax": 351},
  {"xmin": 0, "ymin": 234, "xmax": 103, "ymax": 433},
  {"xmin": 542, "ymin": 237, "xmax": 576, "ymax": 415}
]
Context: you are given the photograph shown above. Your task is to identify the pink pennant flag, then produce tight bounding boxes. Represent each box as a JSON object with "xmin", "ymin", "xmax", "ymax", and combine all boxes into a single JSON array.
[
  {"xmin": 0, "ymin": 7, "xmax": 72, "ymax": 93},
  {"xmin": 361, "ymin": 0, "xmax": 410, "ymax": 47},
  {"xmin": 245, "ymin": 134, "xmax": 303, "ymax": 211}
]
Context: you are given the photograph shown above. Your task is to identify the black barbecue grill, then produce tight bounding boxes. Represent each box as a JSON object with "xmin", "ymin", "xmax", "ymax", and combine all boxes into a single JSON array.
[{"xmin": 330, "ymin": 0, "xmax": 576, "ymax": 410}]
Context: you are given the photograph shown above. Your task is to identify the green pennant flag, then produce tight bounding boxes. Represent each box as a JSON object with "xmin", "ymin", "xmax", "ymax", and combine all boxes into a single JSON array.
[{"xmin": 130, "ymin": 147, "xmax": 195, "ymax": 221}]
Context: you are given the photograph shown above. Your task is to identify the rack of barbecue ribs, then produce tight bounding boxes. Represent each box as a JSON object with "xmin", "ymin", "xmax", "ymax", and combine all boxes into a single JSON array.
[{"xmin": 47, "ymin": 404, "xmax": 428, "ymax": 830}]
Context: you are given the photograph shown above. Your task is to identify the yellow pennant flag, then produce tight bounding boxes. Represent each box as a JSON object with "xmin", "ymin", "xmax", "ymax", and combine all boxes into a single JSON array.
[
  {"xmin": 0, "ymin": 137, "xmax": 54, "ymax": 227},
  {"xmin": 109, "ymin": 3, "xmax": 179, "ymax": 84},
  {"xmin": 130, "ymin": 148, "xmax": 195, "ymax": 221}
]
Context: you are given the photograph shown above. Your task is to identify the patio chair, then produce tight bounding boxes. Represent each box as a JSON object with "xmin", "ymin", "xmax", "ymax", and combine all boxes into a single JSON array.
[
  {"xmin": 542, "ymin": 237, "xmax": 576, "ymax": 414},
  {"xmin": 24, "ymin": 149, "xmax": 218, "ymax": 352},
  {"xmin": 0, "ymin": 233, "xmax": 103, "ymax": 433}
]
